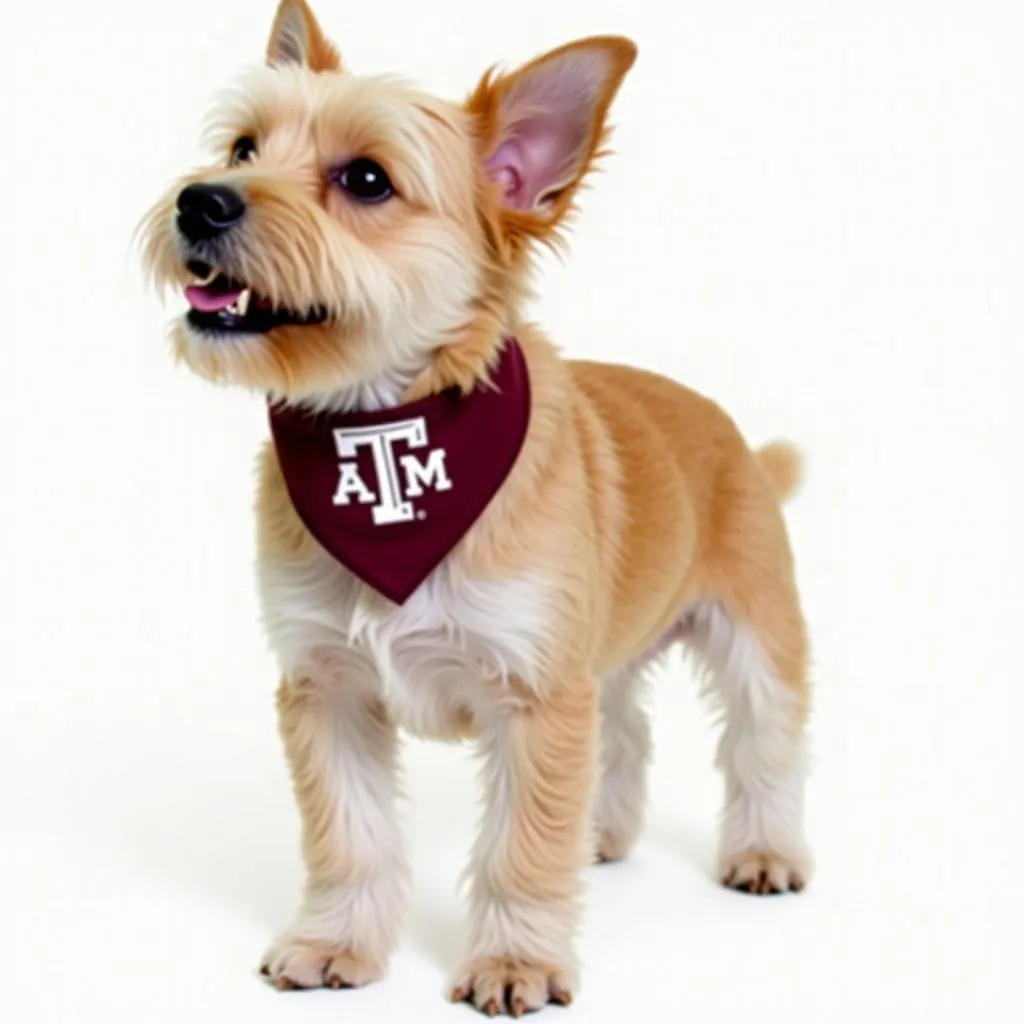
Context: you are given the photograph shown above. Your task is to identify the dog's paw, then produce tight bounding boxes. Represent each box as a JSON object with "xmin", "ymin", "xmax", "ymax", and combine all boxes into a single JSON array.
[
  {"xmin": 449, "ymin": 955, "xmax": 574, "ymax": 1017},
  {"xmin": 594, "ymin": 828, "xmax": 634, "ymax": 864},
  {"xmin": 720, "ymin": 850, "xmax": 808, "ymax": 895},
  {"xmin": 259, "ymin": 936, "xmax": 384, "ymax": 991}
]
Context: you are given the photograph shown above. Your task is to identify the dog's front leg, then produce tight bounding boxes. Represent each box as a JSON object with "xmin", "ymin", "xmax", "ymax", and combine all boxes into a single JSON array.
[
  {"xmin": 260, "ymin": 655, "xmax": 408, "ymax": 990},
  {"xmin": 451, "ymin": 676, "xmax": 598, "ymax": 1016}
]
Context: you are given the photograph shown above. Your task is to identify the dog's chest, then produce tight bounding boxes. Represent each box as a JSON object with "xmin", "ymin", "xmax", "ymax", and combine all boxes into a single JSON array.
[{"xmin": 259, "ymin": 546, "xmax": 551, "ymax": 737}]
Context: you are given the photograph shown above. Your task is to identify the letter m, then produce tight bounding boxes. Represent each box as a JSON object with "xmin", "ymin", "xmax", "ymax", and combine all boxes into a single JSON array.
[{"xmin": 400, "ymin": 448, "xmax": 453, "ymax": 497}]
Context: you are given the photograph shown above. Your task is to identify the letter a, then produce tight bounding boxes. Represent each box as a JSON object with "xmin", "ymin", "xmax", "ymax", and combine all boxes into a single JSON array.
[{"xmin": 333, "ymin": 462, "xmax": 377, "ymax": 506}]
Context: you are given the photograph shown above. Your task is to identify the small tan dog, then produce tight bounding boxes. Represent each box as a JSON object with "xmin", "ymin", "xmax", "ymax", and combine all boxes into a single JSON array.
[{"xmin": 141, "ymin": 0, "xmax": 813, "ymax": 1015}]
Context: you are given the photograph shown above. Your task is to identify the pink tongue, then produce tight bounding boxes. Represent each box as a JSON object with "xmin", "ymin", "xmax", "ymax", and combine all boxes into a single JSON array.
[{"xmin": 185, "ymin": 284, "xmax": 243, "ymax": 312}]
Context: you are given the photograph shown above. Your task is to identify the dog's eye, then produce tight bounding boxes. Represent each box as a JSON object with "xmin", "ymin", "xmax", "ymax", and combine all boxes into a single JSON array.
[
  {"xmin": 337, "ymin": 158, "xmax": 394, "ymax": 203},
  {"xmin": 229, "ymin": 136, "xmax": 257, "ymax": 166}
]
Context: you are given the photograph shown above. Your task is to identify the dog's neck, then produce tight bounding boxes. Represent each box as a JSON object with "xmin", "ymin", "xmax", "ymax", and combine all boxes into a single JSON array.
[
  {"xmin": 292, "ymin": 323, "xmax": 511, "ymax": 414},
  {"xmin": 296, "ymin": 360, "xmax": 424, "ymax": 415}
]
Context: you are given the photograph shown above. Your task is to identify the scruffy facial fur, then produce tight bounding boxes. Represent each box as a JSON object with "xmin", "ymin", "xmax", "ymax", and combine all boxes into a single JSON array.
[{"xmin": 141, "ymin": 2, "xmax": 815, "ymax": 1016}]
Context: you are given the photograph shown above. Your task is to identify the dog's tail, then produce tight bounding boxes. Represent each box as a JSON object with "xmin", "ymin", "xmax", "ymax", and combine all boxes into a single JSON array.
[{"xmin": 755, "ymin": 440, "xmax": 805, "ymax": 503}]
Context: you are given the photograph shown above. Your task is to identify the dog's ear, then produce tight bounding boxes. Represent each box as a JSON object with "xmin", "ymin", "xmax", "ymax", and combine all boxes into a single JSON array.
[
  {"xmin": 467, "ymin": 36, "xmax": 636, "ymax": 250},
  {"xmin": 266, "ymin": 0, "xmax": 340, "ymax": 72}
]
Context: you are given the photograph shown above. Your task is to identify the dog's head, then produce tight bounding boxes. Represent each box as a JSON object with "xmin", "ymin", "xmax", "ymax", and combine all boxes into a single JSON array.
[{"xmin": 140, "ymin": 0, "xmax": 635, "ymax": 408}]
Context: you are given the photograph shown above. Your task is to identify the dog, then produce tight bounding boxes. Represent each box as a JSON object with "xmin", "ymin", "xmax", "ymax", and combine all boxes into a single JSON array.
[{"xmin": 140, "ymin": 0, "xmax": 814, "ymax": 1014}]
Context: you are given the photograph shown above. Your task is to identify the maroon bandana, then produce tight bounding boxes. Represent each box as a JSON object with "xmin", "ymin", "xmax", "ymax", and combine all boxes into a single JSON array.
[{"xmin": 268, "ymin": 340, "xmax": 531, "ymax": 605}]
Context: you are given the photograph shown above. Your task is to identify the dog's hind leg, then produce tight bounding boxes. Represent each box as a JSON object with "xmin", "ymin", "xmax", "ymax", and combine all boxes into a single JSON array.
[
  {"xmin": 593, "ymin": 666, "xmax": 651, "ymax": 863},
  {"xmin": 592, "ymin": 630, "xmax": 680, "ymax": 863},
  {"xmin": 685, "ymin": 462, "xmax": 813, "ymax": 894}
]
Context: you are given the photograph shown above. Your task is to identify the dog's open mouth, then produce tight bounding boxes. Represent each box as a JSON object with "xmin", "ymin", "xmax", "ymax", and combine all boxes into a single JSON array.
[{"xmin": 183, "ymin": 261, "xmax": 328, "ymax": 334}]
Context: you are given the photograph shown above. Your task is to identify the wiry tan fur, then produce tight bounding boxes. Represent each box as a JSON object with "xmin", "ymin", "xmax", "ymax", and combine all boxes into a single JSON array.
[{"xmin": 140, "ymin": 2, "xmax": 814, "ymax": 1016}]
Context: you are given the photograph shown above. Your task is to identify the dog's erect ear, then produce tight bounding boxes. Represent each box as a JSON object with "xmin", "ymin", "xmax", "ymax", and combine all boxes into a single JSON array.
[
  {"xmin": 467, "ymin": 37, "xmax": 636, "ymax": 247},
  {"xmin": 266, "ymin": 0, "xmax": 340, "ymax": 72}
]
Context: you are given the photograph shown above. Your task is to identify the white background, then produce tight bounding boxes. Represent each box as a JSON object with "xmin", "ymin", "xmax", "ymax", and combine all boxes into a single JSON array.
[{"xmin": 5, "ymin": 0, "xmax": 1021, "ymax": 1020}]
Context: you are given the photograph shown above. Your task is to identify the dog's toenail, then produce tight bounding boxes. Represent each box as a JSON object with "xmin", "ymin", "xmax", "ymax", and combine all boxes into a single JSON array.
[{"xmin": 551, "ymin": 986, "xmax": 573, "ymax": 1006}]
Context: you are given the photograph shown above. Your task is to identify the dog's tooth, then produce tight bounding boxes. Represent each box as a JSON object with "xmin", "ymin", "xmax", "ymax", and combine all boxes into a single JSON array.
[
  {"xmin": 194, "ymin": 267, "xmax": 218, "ymax": 286},
  {"xmin": 236, "ymin": 289, "xmax": 251, "ymax": 316}
]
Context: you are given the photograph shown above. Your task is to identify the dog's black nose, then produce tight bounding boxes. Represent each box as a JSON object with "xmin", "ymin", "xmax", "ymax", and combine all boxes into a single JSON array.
[{"xmin": 176, "ymin": 183, "xmax": 245, "ymax": 242}]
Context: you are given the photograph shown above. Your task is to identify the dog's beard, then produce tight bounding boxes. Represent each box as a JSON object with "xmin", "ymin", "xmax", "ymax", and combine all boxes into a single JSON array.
[{"xmin": 170, "ymin": 307, "xmax": 442, "ymax": 414}]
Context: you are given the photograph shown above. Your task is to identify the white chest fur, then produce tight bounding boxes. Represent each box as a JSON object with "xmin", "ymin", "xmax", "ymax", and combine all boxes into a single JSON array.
[{"xmin": 258, "ymin": 545, "xmax": 553, "ymax": 738}]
